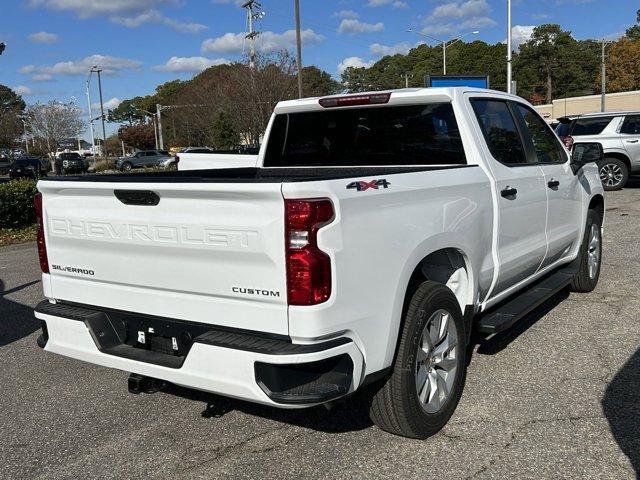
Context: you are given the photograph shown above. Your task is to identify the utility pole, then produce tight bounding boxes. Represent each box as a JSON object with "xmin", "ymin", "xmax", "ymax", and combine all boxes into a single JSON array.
[
  {"xmin": 400, "ymin": 73, "xmax": 413, "ymax": 88},
  {"xmin": 507, "ymin": 0, "xmax": 512, "ymax": 94},
  {"xmin": 85, "ymin": 77, "xmax": 96, "ymax": 157},
  {"xmin": 294, "ymin": 0, "xmax": 303, "ymax": 98},
  {"xmin": 156, "ymin": 104, "xmax": 164, "ymax": 150},
  {"xmin": 600, "ymin": 39, "xmax": 611, "ymax": 112},
  {"xmin": 243, "ymin": 0, "xmax": 263, "ymax": 69},
  {"xmin": 90, "ymin": 66, "xmax": 106, "ymax": 156}
]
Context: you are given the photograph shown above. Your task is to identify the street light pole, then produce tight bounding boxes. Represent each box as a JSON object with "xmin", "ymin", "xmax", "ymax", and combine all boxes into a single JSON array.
[
  {"xmin": 294, "ymin": 0, "xmax": 304, "ymax": 98},
  {"xmin": 600, "ymin": 39, "xmax": 611, "ymax": 112},
  {"xmin": 85, "ymin": 77, "xmax": 96, "ymax": 157},
  {"xmin": 507, "ymin": 0, "xmax": 512, "ymax": 94},
  {"xmin": 90, "ymin": 66, "xmax": 107, "ymax": 156},
  {"xmin": 407, "ymin": 29, "xmax": 479, "ymax": 76}
]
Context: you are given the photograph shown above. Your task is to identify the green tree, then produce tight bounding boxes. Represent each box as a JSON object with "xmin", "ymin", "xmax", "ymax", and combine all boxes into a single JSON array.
[
  {"xmin": 211, "ymin": 111, "xmax": 240, "ymax": 149},
  {"xmin": 626, "ymin": 9, "xmax": 640, "ymax": 41},
  {"xmin": 108, "ymin": 97, "xmax": 148, "ymax": 125},
  {"xmin": 516, "ymin": 24, "xmax": 588, "ymax": 103},
  {"xmin": 0, "ymin": 85, "xmax": 26, "ymax": 148},
  {"xmin": 301, "ymin": 66, "xmax": 340, "ymax": 96}
]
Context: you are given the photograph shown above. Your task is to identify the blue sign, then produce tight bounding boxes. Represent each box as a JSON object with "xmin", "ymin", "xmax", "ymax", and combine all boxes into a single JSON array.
[{"xmin": 426, "ymin": 75, "xmax": 489, "ymax": 89}]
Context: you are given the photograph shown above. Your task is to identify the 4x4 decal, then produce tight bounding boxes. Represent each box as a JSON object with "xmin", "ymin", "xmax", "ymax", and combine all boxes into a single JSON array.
[{"xmin": 346, "ymin": 179, "xmax": 391, "ymax": 192}]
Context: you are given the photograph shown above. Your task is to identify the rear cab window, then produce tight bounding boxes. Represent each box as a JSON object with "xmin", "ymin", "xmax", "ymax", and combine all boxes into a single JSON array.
[
  {"xmin": 263, "ymin": 102, "xmax": 466, "ymax": 167},
  {"xmin": 470, "ymin": 98, "xmax": 528, "ymax": 165}
]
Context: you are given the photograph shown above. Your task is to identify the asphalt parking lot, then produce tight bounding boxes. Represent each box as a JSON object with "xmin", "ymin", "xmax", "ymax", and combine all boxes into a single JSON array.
[{"xmin": 1, "ymin": 181, "xmax": 639, "ymax": 480}]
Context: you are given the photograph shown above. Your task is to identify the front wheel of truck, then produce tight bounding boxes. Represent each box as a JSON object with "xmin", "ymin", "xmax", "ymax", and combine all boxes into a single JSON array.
[
  {"xmin": 570, "ymin": 209, "xmax": 602, "ymax": 293},
  {"xmin": 369, "ymin": 281, "xmax": 467, "ymax": 439}
]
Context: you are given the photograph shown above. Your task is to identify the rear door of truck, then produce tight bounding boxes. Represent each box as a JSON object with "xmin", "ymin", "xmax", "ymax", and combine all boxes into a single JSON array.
[{"xmin": 38, "ymin": 179, "xmax": 289, "ymax": 335}]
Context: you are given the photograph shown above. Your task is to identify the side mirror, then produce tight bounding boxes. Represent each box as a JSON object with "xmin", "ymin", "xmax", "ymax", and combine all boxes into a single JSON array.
[{"xmin": 571, "ymin": 142, "xmax": 604, "ymax": 174}]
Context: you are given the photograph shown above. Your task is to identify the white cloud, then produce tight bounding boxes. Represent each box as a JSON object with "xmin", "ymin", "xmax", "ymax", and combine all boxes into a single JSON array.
[
  {"xmin": 153, "ymin": 56, "xmax": 229, "ymax": 72},
  {"xmin": 509, "ymin": 25, "xmax": 535, "ymax": 50},
  {"xmin": 28, "ymin": 31, "xmax": 59, "ymax": 43},
  {"xmin": 22, "ymin": 54, "xmax": 142, "ymax": 77},
  {"xmin": 14, "ymin": 85, "xmax": 32, "ymax": 95},
  {"xmin": 29, "ymin": 0, "xmax": 177, "ymax": 17},
  {"xmin": 366, "ymin": 0, "xmax": 407, "ymax": 7},
  {"xmin": 110, "ymin": 10, "xmax": 207, "ymax": 33},
  {"xmin": 332, "ymin": 9, "xmax": 359, "ymax": 19},
  {"xmin": 30, "ymin": 0, "xmax": 205, "ymax": 34},
  {"xmin": 337, "ymin": 56, "xmax": 374, "ymax": 74},
  {"xmin": 93, "ymin": 97, "xmax": 122, "ymax": 110},
  {"xmin": 421, "ymin": 0, "xmax": 495, "ymax": 38},
  {"xmin": 337, "ymin": 19, "xmax": 385, "ymax": 35},
  {"xmin": 202, "ymin": 29, "xmax": 324, "ymax": 55},
  {"xmin": 428, "ymin": 0, "xmax": 490, "ymax": 20},
  {"xmin": 369, "ymin": 41, "xmax": 414, "ymax": 57},
  {"xmin": 32, "ymin": 73, "xmax": 54, "ymax": 82}
]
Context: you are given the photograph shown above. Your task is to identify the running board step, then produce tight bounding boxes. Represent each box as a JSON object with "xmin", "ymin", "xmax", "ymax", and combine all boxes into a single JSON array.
[{"xmin": 477, "ymin": 268, "xmax": 575, "ymax": 334}]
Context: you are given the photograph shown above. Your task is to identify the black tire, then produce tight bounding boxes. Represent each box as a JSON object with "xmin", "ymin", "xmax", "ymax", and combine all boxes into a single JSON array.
[
  {"xmin": 570, "ymin": 209, "xmax": 603, "ymax": 293},
  {"xmin": 369, "ymin": 281, "xmax": 467, "ymax": 439},
  {"xmin": 121, "ymin": 162, "xmax": 133, "ymax": 172},
  {"xmin": 60, "ymin": 167, "xmax": 66, "ymax": 175},
  {"xmin": 598, "ymin": 158, "xmax": 628, "ymax": 191}
]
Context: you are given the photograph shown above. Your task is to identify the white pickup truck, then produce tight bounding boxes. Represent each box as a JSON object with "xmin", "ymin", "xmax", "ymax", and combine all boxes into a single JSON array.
[{"xmin": 34, "ymin": 88, "xmax": 605, "ymax": 439}]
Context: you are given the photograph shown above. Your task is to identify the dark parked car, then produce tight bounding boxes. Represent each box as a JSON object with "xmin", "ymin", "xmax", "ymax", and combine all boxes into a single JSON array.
[
  {"xmin": 8, "ymin": 156, "xmax": 48, "ymax": 180},
  {"xmin": 56, "ymin": 152, "xmax": 88, "ymax": 174}
]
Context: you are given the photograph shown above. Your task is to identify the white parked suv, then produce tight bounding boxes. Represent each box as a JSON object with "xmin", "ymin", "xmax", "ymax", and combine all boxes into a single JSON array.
[
  {"xmin": 556, "ymin": 111, "xmax": 640, "ymax": 190},
  {"xmin": 34, "ymin": 88, "xmax": 604, "ymax": 439}
]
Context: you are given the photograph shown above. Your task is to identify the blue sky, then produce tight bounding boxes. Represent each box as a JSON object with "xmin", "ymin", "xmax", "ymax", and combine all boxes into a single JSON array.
[{"xmin": 0, "ymin": 0, "xmax": 637, "ymax": 139}]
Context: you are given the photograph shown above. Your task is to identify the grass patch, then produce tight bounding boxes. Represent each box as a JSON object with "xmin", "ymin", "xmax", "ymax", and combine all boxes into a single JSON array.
[{"xmin": 0, "ymin": 225, "xmax": 37, "ymax": 247}]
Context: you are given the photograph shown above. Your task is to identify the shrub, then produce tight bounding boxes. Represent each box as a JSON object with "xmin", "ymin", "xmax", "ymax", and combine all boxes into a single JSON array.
[
  {"xmin": 0, "ymin": 179, "xmax": 38, "ymax": 229},
  {"xmin": 92, "ymin": 158, "xmax": 117, "ymax": 173}
]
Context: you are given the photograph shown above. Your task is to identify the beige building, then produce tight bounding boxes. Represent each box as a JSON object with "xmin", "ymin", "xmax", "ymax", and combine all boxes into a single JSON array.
[{"xmin": 534, "ymin": 90, "xmax": 640, "ymax": 122}]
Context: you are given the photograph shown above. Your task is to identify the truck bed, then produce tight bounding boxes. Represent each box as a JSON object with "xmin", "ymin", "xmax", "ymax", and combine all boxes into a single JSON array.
[{"xmin": 40, "ymin": 165, "xmax": 473, "ymax": 183}]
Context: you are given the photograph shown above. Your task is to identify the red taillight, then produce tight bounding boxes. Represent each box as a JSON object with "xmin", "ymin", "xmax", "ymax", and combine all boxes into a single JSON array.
[
  {"xmin": 285, "ymin": 199, "xmax": 334, "ymax": 306},
  {"xmin": 319, "ymin": 92, "xmax": 391, "ymax": 108},
  {"xmin": 34, "ymin": 193, "xmax": 49, "ymax": 273},
  {"xmin": 563, "ymin": 135, "xmax": 574, "ymax": 150}
]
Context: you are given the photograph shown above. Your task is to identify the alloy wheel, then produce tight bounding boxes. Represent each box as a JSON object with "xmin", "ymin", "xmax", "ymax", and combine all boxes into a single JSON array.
[
  {"xmin": 599, "ymin": 163, "xmax": 623, "ymax": 188},
  {"xmin": 587, "ymin": 223, "xmax": 601, "ymax": 280},
  {"xmin": 415, "ymin": 309, "xmax": 459, "ymax": 414}
]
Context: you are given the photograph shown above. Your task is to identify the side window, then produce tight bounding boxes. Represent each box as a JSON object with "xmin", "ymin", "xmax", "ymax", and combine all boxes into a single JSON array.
[
  {"xmin": 621, "ymin": 115, "xmax": 640, "ymax": 135},
  {"xmin": 571, "ymin": 117, "xmax": 612, "ymax": 136},
  {"xmin": 471, "ymin": 99, "xmax": 527, "ymax": 165},
  {"xmin": 514, "ymin": 103, "xmax": 566, "ymax": 164}
]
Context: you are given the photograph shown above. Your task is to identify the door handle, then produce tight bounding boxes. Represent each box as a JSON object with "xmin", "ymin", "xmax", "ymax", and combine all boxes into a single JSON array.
[
  {"xmin": 626, "ymin": 139, "xmax": 639, "ymax": 143},
  {"xmin": 547, "ymin": 179, "xmax": 560, "ymax": 188},
  {"xmin": 501, "ymin": 187, "xmax": 518, "ymax": 198}
]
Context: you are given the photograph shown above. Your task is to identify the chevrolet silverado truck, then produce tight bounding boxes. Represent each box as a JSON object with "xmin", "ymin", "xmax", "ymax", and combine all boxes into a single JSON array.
[{"xmin": 34, "ymin": 88, "xmax": 605, "ymax": 439}]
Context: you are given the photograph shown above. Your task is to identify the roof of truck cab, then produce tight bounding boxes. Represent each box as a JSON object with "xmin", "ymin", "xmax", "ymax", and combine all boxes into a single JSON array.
[{"xmin": 274, "ymin": 87, "xmax": 525, "ymax": 114}]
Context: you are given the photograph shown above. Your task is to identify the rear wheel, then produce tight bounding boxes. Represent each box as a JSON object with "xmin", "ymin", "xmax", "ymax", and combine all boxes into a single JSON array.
[
  {"xmin": 369, "ymin": 281, "xmax": 467, "ymax": 439},
  {"xmin": 598, "ymin": 158, "xmax": 628, "ymax": 191},
  {"xmin": 570, "ymin": 209, "xmax": 602, "ymax": 293}
]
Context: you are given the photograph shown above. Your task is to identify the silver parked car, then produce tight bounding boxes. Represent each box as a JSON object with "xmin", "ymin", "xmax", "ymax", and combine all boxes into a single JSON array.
[
  {"xmin": 556, "ymin": 111, "xmax": 640, "ymax": 190},
  {"xmin": 116, "ymin": 150, "xmax": 171, "ymax": 171}
]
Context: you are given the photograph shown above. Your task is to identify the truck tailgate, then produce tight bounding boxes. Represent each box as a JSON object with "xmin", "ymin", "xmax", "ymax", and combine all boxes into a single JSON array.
[{"xmin": 38, "ymin": 180, "xmax": 289, "ymax": 335}]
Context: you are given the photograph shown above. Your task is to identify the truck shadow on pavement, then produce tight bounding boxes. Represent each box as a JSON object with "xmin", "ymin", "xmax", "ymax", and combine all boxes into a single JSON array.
[
  {"xmin": 163, "ymin": 383, "xmax": 375, "ymax": 433},
  {"xmin": 602, "ymin": 347, "xmax": 640, "ymax": 476},
  {"xmin": 0, "ymin": 279, "xmax": 41, "ymax": 348}
]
